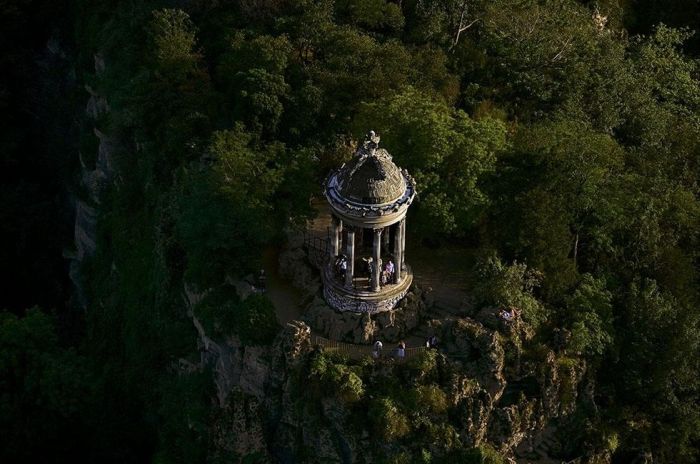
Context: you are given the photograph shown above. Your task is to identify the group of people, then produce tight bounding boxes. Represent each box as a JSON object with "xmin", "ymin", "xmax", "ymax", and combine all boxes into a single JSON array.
[
  {"xmin": 372, "ymin": 340, "xmax": 406, "ymax": 359},
  {"xmin": 334, "ymin": 254, "xmax": 396, "ymax": 287},
  {"xmin": 370, "ymin": 337, "xmax": 438, "ymax": 360}
]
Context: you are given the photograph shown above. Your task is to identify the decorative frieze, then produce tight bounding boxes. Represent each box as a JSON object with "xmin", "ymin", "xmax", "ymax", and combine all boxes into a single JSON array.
[{"xmin": 324, "ymin": 284, "xmax": 410, "ymax": 314}]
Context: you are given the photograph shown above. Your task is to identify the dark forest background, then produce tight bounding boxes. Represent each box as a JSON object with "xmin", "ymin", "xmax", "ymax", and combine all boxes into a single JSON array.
[{"xmin": 2, "ymin": 0, "xmax": 700, "ymax": 462}]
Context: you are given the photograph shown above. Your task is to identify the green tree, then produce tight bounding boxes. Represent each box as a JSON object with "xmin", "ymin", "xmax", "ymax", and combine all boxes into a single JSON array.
[
  {"xmin": 354, "ymin": 87, "xmax": 507, "ymax": 236},
  {"xmin": 564, "ymin": 274, "xmax": 613, "ymax": 356},
  {"xmin": 0, "ymin": 308, "xmax": 96, "ymax": 462},
  {"xmin": 473, "ymin": 252, "xmax": 548, "ymax": 329},
  {"xmin": 217, "ymin": 33, "xmax": 293, "ymax": 135},
  {"xmin": 177, "ymin": 125, "xmax": 281, "ymax": 288},
  {"xmin": 150, "ymin": 9, "xmax": 200, "ymax": 76},
  {"xmin": 494, "ymin": 119, "xmax": 624, "ymax": 295},
  {"xmin": 605, "ymin": 279, "xmax": 700, "ymax": 462},
  {"xmin": 334, "ymin": 0, "xmax": 405, "ymax": 35},
  {"xmin": 476, "ymin": 0, "xmax": 603, "ymax": 118}
]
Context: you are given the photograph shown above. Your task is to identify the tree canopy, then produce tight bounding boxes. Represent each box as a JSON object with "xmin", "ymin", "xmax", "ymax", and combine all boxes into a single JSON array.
[{"xmin": 3, "ymin": 0, "xmax": 700, "ymax": 462}]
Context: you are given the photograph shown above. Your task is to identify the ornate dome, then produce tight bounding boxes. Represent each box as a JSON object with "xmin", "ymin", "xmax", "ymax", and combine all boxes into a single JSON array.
[
  {"xmin": 335, "ymin": 148, "xmax": 406, "ymax": 205},
  {"xmin": 325, "ymin": 131, "xmax": 416, "ymax": 226}
]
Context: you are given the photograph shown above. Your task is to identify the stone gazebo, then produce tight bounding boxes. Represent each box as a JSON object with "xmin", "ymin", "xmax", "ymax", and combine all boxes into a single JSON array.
[{"xmin": 323, "ymin": 132, "xmax": 416, "ymax": 313}]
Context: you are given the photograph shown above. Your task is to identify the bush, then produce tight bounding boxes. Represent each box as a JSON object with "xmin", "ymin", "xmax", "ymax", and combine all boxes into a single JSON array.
[
  {"xmin": 422, "ymin": 422, "xmax": 459, "ymax": 451},
  {"xmin": 369, "ymin": 398, "xmax": 411, "ymax": 441},
  {"xmin": 473, "ymin": 252, "xmax": 548, "ymax": 329},
  {"xmin": 232, "ymin": 293, "xmax": 280, "ymax": 346},
  {"xmin": 309, "ymin": 352, "xmax": 364, "ymax": 403},
  {"xmin": 450, "ymin": 445, "xmax": 506, "ymax": 464},
  {"xmin": 412, "ymin": 385, "xmax": 448, "ymax": 415},
  {"xmin": 192, "ymin": 285, "xmax": 239, "ymax": 336},
  {"xmin": 406, "ymin": 349, "xmax": 439, "ymax": 378},
  {"xmin": 193, "ymin": 288, "xmax": 279, "ymax": 345}
]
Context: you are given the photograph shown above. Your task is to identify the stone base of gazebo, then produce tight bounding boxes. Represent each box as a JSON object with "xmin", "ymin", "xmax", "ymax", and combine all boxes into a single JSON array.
[
  {"xmin": 304, "ymin": 286, "xmax": 430, "ymax": 344},
  {"xmin": 322, "ymin": 265, "xmax": 413, "ymax": 313}
]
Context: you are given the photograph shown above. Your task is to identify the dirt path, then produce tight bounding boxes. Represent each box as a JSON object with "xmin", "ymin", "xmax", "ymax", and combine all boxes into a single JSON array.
[
  {"xmin": 262, "ymin": 247, "xmax": 304, "ymax": 325},
  {"xmin": 407, "ymin": 238, "xmax": 474, "ymax": 313}
]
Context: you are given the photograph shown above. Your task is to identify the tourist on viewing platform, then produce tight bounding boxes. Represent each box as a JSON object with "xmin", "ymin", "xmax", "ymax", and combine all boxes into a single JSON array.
[
  {"xmin": 335, "ymin": 255, "xmax": 347, "ymax": 280},
  {"xmin": 426, "ymin": 335, "xmax": 438, "ymax": 350},
  {"xmin": 382, "ymin": 259, "xmax": 395, "ymax": 285},
  {"xmin": 372, "ymin": 340, "xmax": 383, "ymax": 359},
  {"xmin": 396, "ymin": 341, "xmax": 406, "ymax": 359}
]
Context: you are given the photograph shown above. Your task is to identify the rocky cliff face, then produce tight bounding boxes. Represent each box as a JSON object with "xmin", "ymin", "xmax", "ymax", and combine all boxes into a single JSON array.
[
  {"xmin": 303, "ymin": 288, "xmax": 427, "ymax": 344},
  {"xmin": 185, "ymin": 276, "xmax": 592, "ymax": 463},
  {"xmin": 69, "ymin": 54, "xmax": 119, "ymax": 310},
  {"xmin": 179, "ymin": 238, "xmax": 598, "ymax": 463}
]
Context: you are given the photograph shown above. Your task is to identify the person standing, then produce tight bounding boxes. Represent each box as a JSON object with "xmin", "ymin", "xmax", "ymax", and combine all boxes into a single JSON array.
[
  {"xmin": 339, "ymin": 256, "xmax": 348, "ymax": 280},
  {"xmin": 396, "ymin": 341, "xmax": 406, "ymax": 360},
  {"xmin": 372, "ymin": 340, "xmax": 383, "ymax": 359},
  {"xmin": 386, "ymin": 259, "xmax": 395, "ymax": 282},
  {"xmin": 425, "ymin": 335, "xmax": 437, "ymax": 350}
]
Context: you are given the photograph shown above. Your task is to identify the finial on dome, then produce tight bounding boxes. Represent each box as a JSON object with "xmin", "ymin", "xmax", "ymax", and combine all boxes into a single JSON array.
[{"xmin": 364, "ymin": 130, "xmax": 381, "ymax": 151}]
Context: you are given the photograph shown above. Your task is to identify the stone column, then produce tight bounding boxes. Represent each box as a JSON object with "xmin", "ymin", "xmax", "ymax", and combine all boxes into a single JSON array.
[
  {"xmin": 337, "ymin": 219, "xmax": 343, "ymax": 254},
  {"xmin": 345, "ymin": 228, "xmax": 355, "ymax": 288},
  {"xmin": 330, "ymin": 216, "xmax": 340, "ymax": 262},
  {"xmin": 401, "ymin": 218, "xmax": 406, "ymax": 269},
  {"xmin": 372, "ymin": 228, "xmax": 382, "ymax": 291},
  {"xmin": 394, "ymin": 219, "xmax": 404, "ymax": 283},
  {"xmin": 383, "ymin": 226, "xmax": 390, "ymax": 248}
]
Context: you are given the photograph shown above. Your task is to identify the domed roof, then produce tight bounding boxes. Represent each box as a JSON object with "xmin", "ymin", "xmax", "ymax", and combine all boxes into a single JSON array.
[
  {"xmin": 325, "ymin": 132, "xmax": 417, "ymax": 225},
  {"xmin": 335, "ymin": 146, "xmax": 406, "ymax": 205}
]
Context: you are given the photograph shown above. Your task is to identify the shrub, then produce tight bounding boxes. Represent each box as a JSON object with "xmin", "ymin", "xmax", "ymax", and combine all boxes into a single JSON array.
[
  {"xmin": 473, "ymin": 252, "xmax": 548, "ymax": 329},
  {"xmin": 192, "ymin": 285, "xmax": 239, "ymax": 336},
  {"xmin": 439, "ymin": 445, "xmax": 505, "ymax": 464},
  {"xmin": 232, "ymin": 293, "xmax": 279, "ymax": 346},
  {"xmin": 422, "ymin": 422, "xmax": 459, "ymax": 451},
  {"xmin": 406, "ymin": 349, "xmax": 438, "ymax": 377},
  {"xmin": 193, "ymin": 288, "xmax": 279, "ymax": 345},
  {"xmin": 308, "ymin": 352, "xmax": 364, "ymax": 403},
  {"xmin": 413, "ymin": 385, "xmax": 448, "ymax": 415},
  {"xmin": 462, "ymin": 445, "xmax": 506, "ymax": 464},
  {"xmin": 369, "ymin": 398, "xmax": 411, "ymax": 441}
]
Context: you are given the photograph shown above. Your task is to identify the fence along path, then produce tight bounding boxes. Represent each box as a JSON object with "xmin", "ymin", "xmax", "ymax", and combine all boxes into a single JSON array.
[
  {"xmin": 312, "ymin": 334, "xmax": 426, "ymax": 361},
  {"xmin": 302, "ymin": 229, "xmax": 329, "ymax": 269}
]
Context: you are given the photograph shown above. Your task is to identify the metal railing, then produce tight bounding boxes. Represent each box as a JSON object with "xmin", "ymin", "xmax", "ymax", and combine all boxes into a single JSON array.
[
  {"xmin": 303, "ymin": 229, "xmax": 330, "ymax": 269},
  {"xmin": 312, "ymin": 334, "xmax": 426, "ymax": 361}
]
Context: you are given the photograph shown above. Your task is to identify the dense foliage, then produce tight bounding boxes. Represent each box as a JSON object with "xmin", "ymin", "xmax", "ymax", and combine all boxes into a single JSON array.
[{"xmin": 2, "ymin": 0, "xmax": 700, "ymax": 462}]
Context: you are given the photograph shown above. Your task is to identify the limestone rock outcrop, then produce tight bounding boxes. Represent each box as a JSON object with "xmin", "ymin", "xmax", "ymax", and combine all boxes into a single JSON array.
[
  {"xmin": 211, "ymin": 392, "xmax": 270, "ymax": 462},
  {"xmin": 69, "ymin": 53, "xmax": 120, "ymax": 310},
  {"xmin": 185, "ymin": 233, "xmax": 591, "ymax": 464},
  {"xmin": 304, "ymin": 286, "xmax": 427, "ymax": 343}
]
